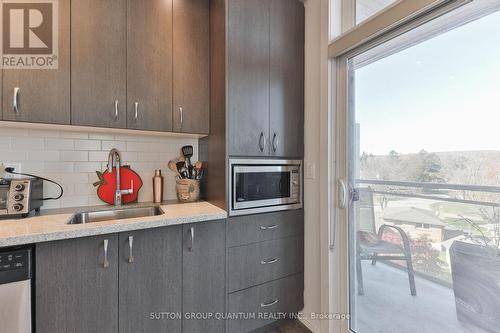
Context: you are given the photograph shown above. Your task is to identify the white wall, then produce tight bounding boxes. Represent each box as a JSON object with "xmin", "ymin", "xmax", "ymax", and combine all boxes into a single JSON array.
[
  {"xmin": 302, "ymin": 0, "xmax": 329, "ymax": 332},
  {"xmin": 0, "ymin": 125, "xmax": 198, "ymax": 209}
]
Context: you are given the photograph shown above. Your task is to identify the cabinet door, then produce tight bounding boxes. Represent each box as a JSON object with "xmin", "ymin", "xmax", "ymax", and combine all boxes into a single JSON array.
[
  {"xmin": 71, "ymin": 0, "xmax": 127, "ymax": 128},
  {"xmin": 2, "ymin": 0, "xmax": 70, "ymax": 124},
  {"xmin": 173, "ymin": 0, "xmax": 210, "ymax": 134},
  {"xmin": 270, "ymin": 0, "xmax": 305, "ymax": 158},
  {"xmin": 127, "ymin": 0, "xmax": 173, "ymax": 132},
  {"xmin": 228, "ymin": 0, "xmax": 270, "ymax": 156},
  {"xmin": 119, "ymin": 227, "xmax": 182, "ymax": 333},
  {"xmin": 183, "ymin": 220, "xmax": 226, "ymax": 333},
  {"xmin": 36, "ymin": 235, "xmax": 119, "ymax": 333}
]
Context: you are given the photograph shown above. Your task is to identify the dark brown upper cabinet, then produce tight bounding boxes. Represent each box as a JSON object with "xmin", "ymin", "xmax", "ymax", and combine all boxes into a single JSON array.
[
  {"xmin": 227, "ymin": 0, "xmax": 304, "ymax": 158},
  {"xmin": 173, "ymin": 0, "xmax": 210, "ymax": 135},
  {"xmin": 2, "ymin": 0, "xmax": 70, "ymax": 124},
  {"xmin": 127, "ymin": 0, "xmax": 173, "ymax": 132},
  {"xmin": 270, "ymin": 0, "xmax": 304, "ymax": 158},
  {"xmin": 228, "ymin": 0, "xmax": 270, "ymax": 156},
  {"xmin": 71, "ymin": 0, "xmax": 127, "ymax": 128}
]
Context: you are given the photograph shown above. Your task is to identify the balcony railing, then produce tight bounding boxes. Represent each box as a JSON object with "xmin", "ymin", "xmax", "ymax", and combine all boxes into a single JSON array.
[{"xmin": 356, "ymin": 179, "xmax": 500, "ymax": 207}]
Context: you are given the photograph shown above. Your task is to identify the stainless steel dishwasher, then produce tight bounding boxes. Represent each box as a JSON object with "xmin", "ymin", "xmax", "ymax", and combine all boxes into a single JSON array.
[{"xmin": 0, "ymin": 246, "xmax": 33, "ymax": 333}]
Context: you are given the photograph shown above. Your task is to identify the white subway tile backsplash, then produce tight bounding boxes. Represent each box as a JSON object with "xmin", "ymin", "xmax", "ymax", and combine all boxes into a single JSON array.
[
  {"xmin": 74, "ymin": 162, "xmax": 102, "ymax": 173},
  {"xmin": 28, "ymin": 150, "xmax": 60, "ymax": 162},
  {"xmin": 74, "ymin": 139, "xmax": 101, "ymax": 151},
  {"xmin": 0, "ymin": 150, "xmax": 28, "ymax": 161},
  {"xmin": 102, "ymin": 140, "xmax": 127, "ymax": 151},
  {"xmin": 60, "ymin": 151, "xmax": 89, "ymax": 162},
  {"xmin": 12, "ymin": 137, "xmax": 44, "ymax": 150},
  {"xmin": 0, "ymin": 137, "xmax": 11, "ymax": 150},
  {"xmin": 44, "ymin": 161, "xmax": 74, "ymax": 173},
  {"xmin": 88, "ymin": 151, "xmax": 109, "ymax": 162},
  {"xmin": 45, "ymin": 138, "xmax": 74, "ymax": 150},
  {"xmin": 1, "ymin": 127, "xmax": 198, "ymax": 209},
  {"xmin": 59, "ymin": 131, "xmax": 89, "ymax": 139},
  {"xmin": 89, "ymin": 133, "xmax": 115, "ymax": 140}
]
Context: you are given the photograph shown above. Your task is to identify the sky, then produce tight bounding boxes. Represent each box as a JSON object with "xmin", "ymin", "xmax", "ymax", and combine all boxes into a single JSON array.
[{"xmin": 355, "ymin": 8, "xmax": 500, "ymax": 156}]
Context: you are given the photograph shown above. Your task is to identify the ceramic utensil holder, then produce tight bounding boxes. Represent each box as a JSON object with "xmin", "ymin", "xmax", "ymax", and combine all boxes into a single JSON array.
[{"xmin": 175, "ymin": 179, "xmax": 200, "ymax": 203}]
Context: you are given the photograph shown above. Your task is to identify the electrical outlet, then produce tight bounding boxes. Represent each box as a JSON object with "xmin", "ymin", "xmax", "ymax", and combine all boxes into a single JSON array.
[
  {"xmin": 1, "ymin": 162, "xmax": 21, "ymax": 179},
  {"xmin": 305, "ymin": 162, "xmax": 316, "ymax": 180}
]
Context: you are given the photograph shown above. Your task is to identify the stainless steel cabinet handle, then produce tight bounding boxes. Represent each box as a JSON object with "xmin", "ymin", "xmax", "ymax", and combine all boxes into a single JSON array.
[
  {"xmin": 13, "ymin": 87, "xmax": 20, "ymax": 113},
  {"xmin": 259, "ymin": 225, "xmax": 278, "ymax": 230},
  {"xmin": 103, "ymin": 239, "xmax": 110, "ymax": 268},
  {"xmin": 188, "ymin": 227, "xmax": 194, "ymax": 252},
  {"xmin": 114, "ymin": 100, "xmax": 119, "ymax": 121},
  {"xmin": 259, "ymin": 132, "xmax": 265, "ymax": 152},
  {"xmin": 128, "ymin": 235, "xmax": 135, "ymax": 263},
  {"xmin": 260, "ymin": 299, "xmax": 279, "ymax": 308},
  {"xmin": 272, "ymin": 133, "xmax": 278, "ymax": 152},
  {"xmin": 179, "ymin": 107, "xmax": 184, "ymax": 130},
  {"xmin": 260, "ymin": 258, "xmax": 279, "ymax": 265},
  {"xmin": 134, "ymin": 102, "xmax": 139, "ymax": 121}
]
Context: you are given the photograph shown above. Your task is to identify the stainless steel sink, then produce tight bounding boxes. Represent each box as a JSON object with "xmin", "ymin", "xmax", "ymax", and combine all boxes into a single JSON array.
[{"xmin": 67, "ymin": 206, "xmax": 164, "ymax": 224}]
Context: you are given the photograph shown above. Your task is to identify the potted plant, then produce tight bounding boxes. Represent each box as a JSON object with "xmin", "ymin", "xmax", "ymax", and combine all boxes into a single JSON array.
[{"xmin": 449, "ymin": 207, "xmax": 500, "ymax": 333}]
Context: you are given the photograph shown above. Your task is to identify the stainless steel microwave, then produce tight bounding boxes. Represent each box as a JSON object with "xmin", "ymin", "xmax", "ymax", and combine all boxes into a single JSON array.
[{"xmin": 229, "ymin": 159, "xmax": 302, "ymax": 216}]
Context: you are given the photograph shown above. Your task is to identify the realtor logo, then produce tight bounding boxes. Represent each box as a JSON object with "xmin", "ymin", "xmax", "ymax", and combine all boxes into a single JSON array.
[{"xmin": 2, "ymin": 0, "xmax": 58, "ymax": 69}]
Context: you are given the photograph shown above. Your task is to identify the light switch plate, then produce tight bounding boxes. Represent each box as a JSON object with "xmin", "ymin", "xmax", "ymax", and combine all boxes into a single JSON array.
[{"xmin": 305, "ymin": 162, "xmax": 316, "ymax": 179}]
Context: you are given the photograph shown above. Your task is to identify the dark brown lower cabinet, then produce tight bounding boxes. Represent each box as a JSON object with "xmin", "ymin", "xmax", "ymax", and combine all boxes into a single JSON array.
[
  {"xmin": 227, "ymin": 274, "xmax": 304, "ymax": 333},
  {"xmin": 36, "ymin": 235, "xmax": 119, "ymax": 333},
  {"xmin": 119, "ymin": 227, "xmax": 182, "ymax": 333},
  {"xmin": 183, "ymin": 220, "xmax": 226, "ymax": 333},
  {"xmin": 35, "ymin": 221, "xmax": 226, "ymax": 333}
]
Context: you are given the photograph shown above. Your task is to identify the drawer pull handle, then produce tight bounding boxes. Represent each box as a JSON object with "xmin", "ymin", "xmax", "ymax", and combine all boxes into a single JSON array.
[
  {"xmin": 260, "ymin": 299, "xmax": 279, "ymax": 308},
  {"xmin": 114, "ymin": 100, "xmax": 119, "ymax": 121},
  {"xmin": 128, "ymin": 235, "xmax": 135, "ymax": 263},
  {"xmin": 260, "ymin": 258, "xmax": 279, "ymax": 265},
  {"xmin": 103, "ymin": 239, "xmax": 110, "ymax": 268},
  {"xmin": 134, "ymin": 102, "xmax": 139, "ymax": 121},
  {"xmin": 188, "ymin": 227, "xmax": 195, "ymax": 252},
  {"xmin": 259, "ymin": 225, "xmax": 278, "ymax": 230},
  {"xmin": 13, "ymin": 87, "xmax": 20, "ymax": 113}
]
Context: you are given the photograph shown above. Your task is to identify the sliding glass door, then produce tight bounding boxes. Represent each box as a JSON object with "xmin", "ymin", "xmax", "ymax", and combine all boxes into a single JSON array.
[{"xmin": 333, "ymin": 1, "xmax": 500, "ymax": 332}]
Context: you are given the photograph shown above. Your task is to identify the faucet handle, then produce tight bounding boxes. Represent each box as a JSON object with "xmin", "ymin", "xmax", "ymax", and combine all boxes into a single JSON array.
[{"xmin": 121, "ymin": 179, "xmax": 134, "ymax": 196}]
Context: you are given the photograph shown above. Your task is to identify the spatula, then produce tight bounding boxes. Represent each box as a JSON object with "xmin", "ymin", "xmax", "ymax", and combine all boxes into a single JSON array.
[{"xmin": 181, "ymin": 145, "xmax": 194, "ymax": 177}]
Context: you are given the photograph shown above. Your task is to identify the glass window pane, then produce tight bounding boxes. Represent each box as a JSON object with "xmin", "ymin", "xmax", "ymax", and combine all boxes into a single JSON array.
[
  {"xmin": 356, "ymin": 0, "xmax": 398, "ymax": 24},
  {"xmin": 348, "ymin": 6, "xmax": 500, "ymax": 333}
]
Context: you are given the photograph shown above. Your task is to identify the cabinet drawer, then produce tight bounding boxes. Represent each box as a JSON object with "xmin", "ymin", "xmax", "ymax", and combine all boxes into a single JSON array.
[
  {"xmin": 228, "ymin": 236, "xmax": 303, "ymax": 292},
  {"xmin": 227, "ymin": 274, "xmax": 304, "ymax": 333},
  {"xmin": 227, "ymin": 210, "xmax": 303, "ymax": 247}
]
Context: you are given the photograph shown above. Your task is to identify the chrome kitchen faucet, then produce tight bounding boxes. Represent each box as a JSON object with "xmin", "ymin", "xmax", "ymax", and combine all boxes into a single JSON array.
[{"xmin": 107, "ymin": 148, "xmax": 134, "ymax": 206}]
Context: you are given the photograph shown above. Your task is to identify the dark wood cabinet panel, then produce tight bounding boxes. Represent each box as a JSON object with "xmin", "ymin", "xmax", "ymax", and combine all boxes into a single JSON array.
[
  {"xmin": 183, "ymin": 220, "xmax": 226, "ymax": 333},
  {"xmin": 127, "ymin": 0, "xmax": 173, "ymax": 132},
  {"xmin": 119, "ymin": 227, "xmax": 182, "ymax": 333},
  {"xmin": 71, "ymin": 0, "xmax": 127, "ymax": 128},
  {"xmin": 227, "ymin": 209, "xmax": 304, "ymax": 247},
  {"xmin": 227, "ymin": 274, "xmax": 304, "ymax": 333},
  {"xmin": 173, "ymin": 0, "xmax": 210, "ymax": 135},
  {"xmin": 228, "ymin": 235, "xmax": 304, "ymax": 292},
  {"xmin": 270, "ymin": 0, "xmax": 305, "ymax": 158},
  {"xmin": 36, "ymin": 235, "xmax": 119, "ymax": 333},
  {"xmin": 228, "ymin": 0, "xmax": 270, "ymax": 156},
  {"xmin": 2, "ymin": 0, "xmax": 70, "ymax": 124}
]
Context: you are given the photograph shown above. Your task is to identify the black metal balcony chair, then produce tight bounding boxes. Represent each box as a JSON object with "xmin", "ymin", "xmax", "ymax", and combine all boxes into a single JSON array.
[{"xmin": 355, "ymin": 188, "xmax": 417, "ymax": 296}]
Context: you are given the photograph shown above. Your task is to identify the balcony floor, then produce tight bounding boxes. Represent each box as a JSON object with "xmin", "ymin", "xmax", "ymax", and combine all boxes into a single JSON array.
[{"xmin": 353, "ymin": 261, "xmax": 490, "ymax": 333}]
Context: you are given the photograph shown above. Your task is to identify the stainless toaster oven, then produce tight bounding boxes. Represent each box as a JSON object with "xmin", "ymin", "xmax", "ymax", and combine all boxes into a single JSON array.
[
  {"xmin": 0, "ymin": 178, "xmax": 43, "ymax": 218},
  {"xmin": 229, "ymin": 159, "xmax": 302, "ymax": 216}
]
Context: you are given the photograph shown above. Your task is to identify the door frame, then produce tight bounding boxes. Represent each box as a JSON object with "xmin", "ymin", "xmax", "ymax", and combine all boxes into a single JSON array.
[{"xmin": 325, "ymin": 0, "xmax": 487, "ymax": 332}]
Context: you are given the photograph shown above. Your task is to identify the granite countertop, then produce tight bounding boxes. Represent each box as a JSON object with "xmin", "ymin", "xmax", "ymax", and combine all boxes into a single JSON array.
[{"xmin": 0, "ymin": 201, "xmax": 227, "ymax": 247}]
